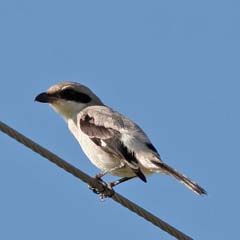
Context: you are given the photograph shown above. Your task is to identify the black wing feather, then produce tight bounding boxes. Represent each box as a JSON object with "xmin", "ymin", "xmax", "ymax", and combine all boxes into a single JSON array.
[{"xmin": 117, "ymin": 142, "xmax": 147, "ymax": 182}]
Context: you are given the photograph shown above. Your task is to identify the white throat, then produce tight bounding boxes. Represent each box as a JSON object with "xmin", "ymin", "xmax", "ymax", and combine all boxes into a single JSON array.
[{"xmin": 49, "ymin": 100, "xmax": 86, "ymax": 121}]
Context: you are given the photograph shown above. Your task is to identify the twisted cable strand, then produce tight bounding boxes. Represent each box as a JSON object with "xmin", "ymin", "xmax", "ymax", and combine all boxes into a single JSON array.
[{"xmin": 0, "ymin": 120, "xmax": 193, "ymax": 240}]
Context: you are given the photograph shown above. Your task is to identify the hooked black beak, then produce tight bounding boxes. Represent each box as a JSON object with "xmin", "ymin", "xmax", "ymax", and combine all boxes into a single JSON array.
[{"xmin": 34, "ymin": 92, "xmax": 56, "ymax": 103}]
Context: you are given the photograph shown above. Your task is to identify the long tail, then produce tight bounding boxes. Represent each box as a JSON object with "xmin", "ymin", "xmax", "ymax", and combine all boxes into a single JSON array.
[{"xmin": 153, "ymin": 162, "xmax": 207, "ymax": 195}]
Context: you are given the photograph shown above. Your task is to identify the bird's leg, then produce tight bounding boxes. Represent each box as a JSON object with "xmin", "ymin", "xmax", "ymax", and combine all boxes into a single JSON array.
[
  {"xmin": 89, "ymin": 165, "xmax": 132, "ymax": 197},
  {"xmin": 94, "ymin": 163, "xmax": 125, "ymax": 182},
  {"xmin": 108, "ymin": 176, "xmax": 136, "ymax": 188},
  {"xmin": 94, "ymin": 171, "xmax": 108, "ymax": 180}
]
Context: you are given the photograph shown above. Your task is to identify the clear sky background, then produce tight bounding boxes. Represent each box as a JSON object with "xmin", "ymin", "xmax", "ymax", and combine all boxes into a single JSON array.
[{"xmin": 0, "ymin": 1, "xmax": 239, "ymax": 239}]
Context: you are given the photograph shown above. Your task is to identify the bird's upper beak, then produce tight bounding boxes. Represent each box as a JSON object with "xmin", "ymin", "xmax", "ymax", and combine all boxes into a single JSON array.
[{"xmin": 34, "ymin": 92, "xmax": 57, "ymax": 103}]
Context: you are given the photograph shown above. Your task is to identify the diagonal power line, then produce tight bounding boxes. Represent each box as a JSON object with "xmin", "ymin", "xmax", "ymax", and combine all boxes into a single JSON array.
[{"xmin": 0, "ymin": 120, "xmax": 193, "ymax": 240}]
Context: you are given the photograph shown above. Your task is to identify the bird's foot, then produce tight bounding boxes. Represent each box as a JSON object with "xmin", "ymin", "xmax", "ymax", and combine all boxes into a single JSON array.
[{"xmin": 88, "ymin": 175, "xmax": 115, "ymax": 200}]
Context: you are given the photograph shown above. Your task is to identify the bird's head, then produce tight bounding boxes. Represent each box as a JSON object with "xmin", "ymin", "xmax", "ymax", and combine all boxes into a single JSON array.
[{"xmin": 35, "ymin": 82, "xmax": 103, "ymax": 120}]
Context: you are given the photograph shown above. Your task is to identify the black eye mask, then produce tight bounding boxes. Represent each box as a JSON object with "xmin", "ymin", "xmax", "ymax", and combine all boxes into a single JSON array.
[{"xmin": 58, "ymin": 88, "xmax": 92, "ymax": 103}]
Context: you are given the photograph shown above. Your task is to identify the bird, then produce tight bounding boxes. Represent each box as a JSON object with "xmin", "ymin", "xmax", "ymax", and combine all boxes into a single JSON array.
[{"xmin": 35, "ymin": 81, "xmax": 207, "ymax": 195}]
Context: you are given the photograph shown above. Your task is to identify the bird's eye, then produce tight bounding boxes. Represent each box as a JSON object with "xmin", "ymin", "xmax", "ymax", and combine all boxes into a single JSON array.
[
  {"xmin": 60, "ymin": 88, "xmax": 74, "ymax": 96},
  {"xmin": 59, "ymin": 88, "xmax": 92, "ymax": 103}
]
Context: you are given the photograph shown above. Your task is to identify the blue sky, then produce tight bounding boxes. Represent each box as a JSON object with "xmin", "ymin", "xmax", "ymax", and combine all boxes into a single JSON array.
[{"xmin": 0, "ymin": 1, "xmax": 239, "ymax": 239}]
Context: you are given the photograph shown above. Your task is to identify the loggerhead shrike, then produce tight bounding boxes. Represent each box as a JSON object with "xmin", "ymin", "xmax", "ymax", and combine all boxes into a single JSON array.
[{"xmin": 35, "ymin": 82, "xmax": 206, "ymax": 195}]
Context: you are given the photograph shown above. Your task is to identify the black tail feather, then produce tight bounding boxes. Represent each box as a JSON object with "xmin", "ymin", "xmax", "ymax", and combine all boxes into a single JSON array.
[{"xmin": 153, "ymin": 161, "xmax": 207, "ymax": 195}]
